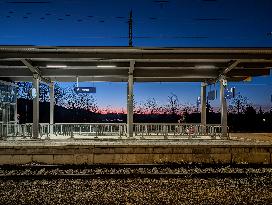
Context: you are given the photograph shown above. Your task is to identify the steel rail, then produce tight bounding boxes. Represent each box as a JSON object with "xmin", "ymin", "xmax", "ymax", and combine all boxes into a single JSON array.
[
  {"xmin": 1, "ymin": 163, "xmax": 272, "ymax": 170},
  {"xmin": 0, "ymin": 172, "xmax": 271, "ymax": 180}
]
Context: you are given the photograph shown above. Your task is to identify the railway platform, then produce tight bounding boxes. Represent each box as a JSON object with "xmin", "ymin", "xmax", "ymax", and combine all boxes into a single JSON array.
[{"xmin": 0, "ymin": 137, "xmax": 271, "ymax": 165}]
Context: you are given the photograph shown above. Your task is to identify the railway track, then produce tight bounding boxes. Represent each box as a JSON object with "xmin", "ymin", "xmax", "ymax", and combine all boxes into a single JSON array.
[
  {"xmin": 0, "ymin": 164, "xmax": 271, "ymax": 204},
  {"xmin": 0, "ymin": 172, "xmax": 271, "ymax": 180},
  {"xmin": 0, "ymin": 164, "xmax": 271, "ymax": 180},
  {"xmin": 1, "ymin": 163, "xmax": 272, "ymax": 169}
]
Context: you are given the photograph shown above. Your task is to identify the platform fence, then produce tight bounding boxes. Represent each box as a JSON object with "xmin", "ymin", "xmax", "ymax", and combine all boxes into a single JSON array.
[{"xmin": 0, "ymin": 123, "xmax": 228, "ymax": 140}]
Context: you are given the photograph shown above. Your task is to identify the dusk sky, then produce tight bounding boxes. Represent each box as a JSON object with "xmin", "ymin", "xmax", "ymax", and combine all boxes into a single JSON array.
[{"xmin": 0, "ymin": 0, "xmax": 271, "ymax": 110}]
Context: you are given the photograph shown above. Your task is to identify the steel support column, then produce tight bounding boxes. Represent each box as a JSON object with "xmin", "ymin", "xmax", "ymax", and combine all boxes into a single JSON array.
[
  {"xmin": 32, "ymin": 74, "xmax": 40, "ymax": 139},
  {"xmin": 201, "ymin": 82, "xmax": 207, "ymax": 126},
  {"xmin": 14, "ymin": 91, "xmax": 17, "ymax": 123},
  {"xmin": 49, "ymin": 82, "xmax": 54, "ymax": 134},
  {"xmin": 220, "ymin": 78, "xmax": 228, "ymax": 139},
  {"xmin": 127, "ymin": 61, "xmax": 135, "ymax": 138}
]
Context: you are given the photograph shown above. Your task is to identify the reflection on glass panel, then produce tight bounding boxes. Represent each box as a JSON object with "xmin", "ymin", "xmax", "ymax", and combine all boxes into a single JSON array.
[
  {"xmin": 10, "ymin": 105, "xmax": 15, "ymax": 122},
  {"xmin": 0, "ymin": 107, "xmax": 3, "ymax": 122},
  {"xmin": 0, "ymin": 91, "xmax": 6, "ymax": 103},
  {"xmin": 0, "ymin": 82, "xmax": 17, "ymax": 123},
  {"xmin": 11, "ymin": 88, "xmax": 16, "ymax": 103}
]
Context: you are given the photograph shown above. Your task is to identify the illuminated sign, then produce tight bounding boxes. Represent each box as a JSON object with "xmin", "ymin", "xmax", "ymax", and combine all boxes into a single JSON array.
[
  {"xmin": 74, "ymin": 87, "xmax": 96, "ymax": 94},
  {"xmin": 225, "ymin": 87, "xmax": 235, "ymax": 99}
]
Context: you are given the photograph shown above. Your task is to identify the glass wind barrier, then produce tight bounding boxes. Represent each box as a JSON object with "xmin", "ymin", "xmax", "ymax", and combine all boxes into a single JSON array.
[{"xmin": 0, "ymin": 82, "xmax": 17, "ymax": 138}]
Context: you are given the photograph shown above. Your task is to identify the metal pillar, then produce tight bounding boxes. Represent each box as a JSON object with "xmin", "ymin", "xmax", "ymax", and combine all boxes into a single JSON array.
[
  {"xmin": 14, "ymin": 93, "xmax": 18, "ymax": 124},
  {"xmin": 32, "ymin": 74, "xmax": 40, "ymax": 139},
  {"xmin": 49, "ymin": 82, "xmax": 54, "ymax": 134},
  {"xmin": 127, "ymin": 61, "xmax": 135, "ymax": 138},
  {"xmin": 220, "ymin": 78, "xmax": 228, "ymax": 139},
  {"xmin": 201, "ymin": 82, "xmax": 207, "ymax": 126}
]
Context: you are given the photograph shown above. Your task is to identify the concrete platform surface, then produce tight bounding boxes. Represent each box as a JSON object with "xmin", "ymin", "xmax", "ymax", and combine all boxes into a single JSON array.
[
  {"xmin": 230, "ymin": 133, "xmax": 272, "ymax": 143},
  {"xmin": 0, "ymin": 135, "xmax": 272, "ymax": 147},
  {"xmin": 0, "ymin": 137, "xmax": 272, "ymax": 165}
]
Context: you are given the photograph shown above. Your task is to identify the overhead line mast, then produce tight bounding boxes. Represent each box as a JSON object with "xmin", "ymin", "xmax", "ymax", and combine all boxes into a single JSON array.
[{"xmin": 128, "ymin": 9, "xmax": 133, "ymax": 47}]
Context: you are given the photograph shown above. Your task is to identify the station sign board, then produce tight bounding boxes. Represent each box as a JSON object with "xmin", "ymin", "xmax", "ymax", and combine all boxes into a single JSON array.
[
  {"xmin": 74, "ymin": 87, "xmax": 96, "ymax": 94},
  {"xmin": 225, "ymin": 87, "xmax": 235, "ymax": 99}
]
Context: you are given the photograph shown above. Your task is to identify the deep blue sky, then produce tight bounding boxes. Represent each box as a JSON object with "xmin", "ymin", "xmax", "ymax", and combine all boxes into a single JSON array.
[
  {"xmin": 1, "ymin": 0, "xmax": 272, "ymax": 46},
  {"xmin": 0, "ymin": 0, "xmax": 271, "ymax": 110}
]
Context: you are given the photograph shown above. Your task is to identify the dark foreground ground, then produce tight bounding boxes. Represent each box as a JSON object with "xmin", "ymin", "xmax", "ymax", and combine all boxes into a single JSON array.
[
  {"xmin": 0, "ymin": 164, "xmax": 272, "ymax": 205},
  {"xmin": 0, "ymin": 177, "xmax": 271, "ymax": 205},
  {"xmin": 0, "ymin": 171, "xmax": 271, "ymax": 205}
]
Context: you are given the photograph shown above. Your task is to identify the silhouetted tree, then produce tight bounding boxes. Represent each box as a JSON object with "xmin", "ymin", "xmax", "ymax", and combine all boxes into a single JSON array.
[
  {"xmin": 134, "ymin": 100, "xmax": 145, "ymax": 114},
  {"xmin": 17, "ymin": 82, "xmax": 32, "ymax": 99},
  {"xmin": 144, "ymin": 98, "xmax": 161, "ymax": 114},
  {"xmin": 229, "ymin": 94, "xmax": 250, "ymax": 114},
  {"xmin": 165, "ymin": 93, "xmax": 181, "ymax": 115},
  {"xmin": 39, "ymin": 83, "xmax": 50, "ymax": 102},
  {"xmin": 17, "ymin": 82, "xmax": 98, "ymax": 112},
  {"xmin": 54, "ymin": 83, "xmax": 65, "ymax": 106},
  {"xmin": 17, "ymin": 82, "xmax": 63, "ymax": 103},
  {"xmin": 258, "ymin": 106, "xmax": 264, "ymax": 115},
  {"xmin": 16, "ymin": 83, "xmax": 272, "ymax": 132},
  {"xmin": 63, "ymin": 84, "xmax": 98, "ymax": 112}
]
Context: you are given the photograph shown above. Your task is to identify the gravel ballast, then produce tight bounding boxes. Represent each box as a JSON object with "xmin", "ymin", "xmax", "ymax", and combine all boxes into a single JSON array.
[{"xmin": 0, "ymin": 166, "xmax": 271, "ymax": 205}]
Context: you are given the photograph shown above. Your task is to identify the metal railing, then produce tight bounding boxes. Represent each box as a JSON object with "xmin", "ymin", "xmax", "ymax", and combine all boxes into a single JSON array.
[
  {"xmin": 134, "ymin": 123, "xmax": 224, "ymax": 139},
  {"xmin": 0, "ymin": 123, "xmax": 32, "ymax": 139},
  {"xmin": 0, "ymin": 123, "xmax": 228, "ymax": 140},
  {"xmin": 40, "ymin": 123, "xmax": 127, "ymax": 139}
]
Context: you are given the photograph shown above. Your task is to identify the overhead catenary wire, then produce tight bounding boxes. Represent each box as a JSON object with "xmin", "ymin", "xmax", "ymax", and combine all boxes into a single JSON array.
[
  {"xmin": 0, "ymin": 2, "xmax": 270, "ymax": 41},
  {"xmin": 2, "ymin": 9, "xmax": 269, "ymax": 27}
]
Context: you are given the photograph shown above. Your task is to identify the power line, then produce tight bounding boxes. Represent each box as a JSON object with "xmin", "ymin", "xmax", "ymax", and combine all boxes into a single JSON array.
[{"xmin": 6, "ymin": 1, "xmax": 51, "ymax": 3}]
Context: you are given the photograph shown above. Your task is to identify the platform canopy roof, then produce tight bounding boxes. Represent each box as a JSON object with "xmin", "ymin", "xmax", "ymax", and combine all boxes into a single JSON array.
[{"xmin": 0, "ymin": 46, "xmax": 271, "ymax": 83}]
